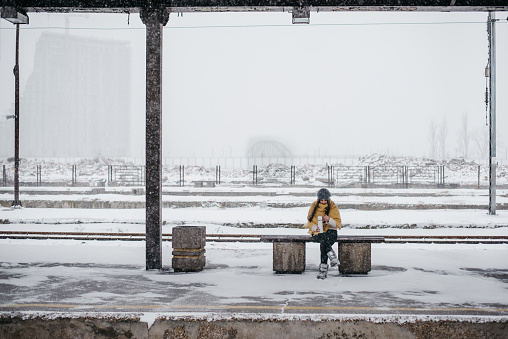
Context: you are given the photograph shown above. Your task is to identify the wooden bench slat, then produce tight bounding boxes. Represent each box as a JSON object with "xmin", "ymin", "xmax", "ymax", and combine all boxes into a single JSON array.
[
  {"xmin": 260, "ymin": 235, "xmax": 385, "ymax": 243},
  {"xmin": 338, "ymin": 236, "xmax": 385, "ymax": 243}
]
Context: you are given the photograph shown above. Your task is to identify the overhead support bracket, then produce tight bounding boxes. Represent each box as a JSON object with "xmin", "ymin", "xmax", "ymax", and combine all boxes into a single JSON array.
[
  {"xmin": 1, "ymin": 6, "xmax": 29, "ymax": 24},
  {"xmin": 140, "ymin": 6, "xmax": 170, "ymax": 27},
  {"xmin": 292, "ymin": 6, "xmax": 310, "ymax": 24}
]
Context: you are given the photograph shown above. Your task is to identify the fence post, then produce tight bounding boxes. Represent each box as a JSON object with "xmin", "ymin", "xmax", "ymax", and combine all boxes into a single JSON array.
[
  {"xmin": 216, "ymin": 165, "xmax": 221, "ymax": 185},
  {"xmin": 406, "ymin": 166, "xmax": 409, "ymax": 188},
  {"xmin": 403, "ymin": 165, "xmax": 409, "ymax": 188},
  {"xmin": 2, "ymin": 165, "xmax": 6, "ymax": 187},
  {"xmin": 327, "ymin": 165, "xmax": 334, "ymax": 188},
  {"xmin": 436, "ymin": 165, "xmax": 445, "ymax": 187},
  {"xmin": 71, "ymin": 165, "xmax": 76, "ymax": 185},
  {"xmin": 290, "ymin": 165, "xmax": 296, "ymax": 185},
  {"xmin": 333, "ymin": 165, "xmax": 335, "ymax": 187},
  {"xmin": 179, "ymin": 165, "xmax": 185, "ymax": 187},
  {"xmin": 107, "ymin": 165, "xmax": 113, "ymax": 183},
  {"xmin": 36, "ymin": 165, "xmax": 41, "ymax": 187},
  {"xmin": 327, "ymin": 166, "xmax": 330, "ymax": 187},
  {"xmin": 253, "ymin": 165, "xmax": 258, "ymax": 185},
  {"xmin": 478, "ymin": 165, "xmax": 481, "ymax": 189}
]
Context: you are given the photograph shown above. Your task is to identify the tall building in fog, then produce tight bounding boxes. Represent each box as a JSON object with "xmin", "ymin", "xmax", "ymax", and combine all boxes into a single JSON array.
[{"xmin": 20, "ymin": 32, "xmax": 131, "ymax": 158}]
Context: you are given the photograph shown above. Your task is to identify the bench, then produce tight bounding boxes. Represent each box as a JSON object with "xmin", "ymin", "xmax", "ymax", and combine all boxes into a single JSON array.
[{"xmin": 260, "ymin": 235, "xmax": 385, "ymax": 274}]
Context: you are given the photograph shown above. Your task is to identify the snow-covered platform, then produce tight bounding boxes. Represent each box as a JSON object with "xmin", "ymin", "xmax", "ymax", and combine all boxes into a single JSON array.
[
  {"xmin": 1, "ymin": 188, "xmax": 507, "ymax": 337},
  {"xmin": 1, "ymin": 236, "xmax": 507, "ymax": 316},
  {"xmin": 1, "ymin": 234, "xmax": 507, "ymax": 338}
]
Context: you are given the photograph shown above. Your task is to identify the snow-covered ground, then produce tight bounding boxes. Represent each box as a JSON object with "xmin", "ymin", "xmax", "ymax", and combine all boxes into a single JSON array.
[
  {"xmin": 1, "ymin": 155, "xmax": 508, "ymax": 321},
  {"xmin": 1, "ymin": 192, "xmax": 508, "ymax": 320},
  {"xmin": 1, "ymin": 225, "xmax": 507, "ymax": 321}
]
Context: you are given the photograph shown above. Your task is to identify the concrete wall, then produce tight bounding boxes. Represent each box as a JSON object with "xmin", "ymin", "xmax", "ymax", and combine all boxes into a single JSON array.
[{"xmin": 1, "ymin": 314, "xmax": 507, "ymax": 339}]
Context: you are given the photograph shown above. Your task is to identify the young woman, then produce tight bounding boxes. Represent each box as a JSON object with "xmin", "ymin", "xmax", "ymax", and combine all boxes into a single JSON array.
[{"xmin": 304, "ymin": 188, "xmax": 342, "ymax": 279}]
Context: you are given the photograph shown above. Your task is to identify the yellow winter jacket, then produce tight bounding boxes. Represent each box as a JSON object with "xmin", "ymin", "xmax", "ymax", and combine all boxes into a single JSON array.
[{"xmin": 304, "ymin": 199, "xmax": 342, "ymax": 236}]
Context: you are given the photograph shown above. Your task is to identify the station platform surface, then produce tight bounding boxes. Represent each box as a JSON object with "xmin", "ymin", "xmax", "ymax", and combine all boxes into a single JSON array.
[
  {"xmin": 1, "ymin": 236, "xmax": 507, "ymax": 318},
  {"xmin": 1, "ymin": 195, "xmax": 508, "ymax": 339}
]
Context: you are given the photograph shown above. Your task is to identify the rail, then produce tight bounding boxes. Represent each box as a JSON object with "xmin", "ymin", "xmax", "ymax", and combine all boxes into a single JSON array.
[{"xmin": 0, "ymin": 232, "xmax": 507, "ymax": 244}]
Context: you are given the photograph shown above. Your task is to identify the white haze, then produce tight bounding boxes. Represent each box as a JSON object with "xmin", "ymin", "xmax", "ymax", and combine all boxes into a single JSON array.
[{"xmin": 0, "ymin": 11, "xmax": 507, "ymax": 160}]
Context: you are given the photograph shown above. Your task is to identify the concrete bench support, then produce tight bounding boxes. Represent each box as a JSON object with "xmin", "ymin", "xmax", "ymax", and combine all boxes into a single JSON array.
[
  {"xmin": 261, "ymin": 235, "xmax": 384, "ymax": 275},
  {"xmin": 273, "ymin": 242, "xmax": 306, "ymax": 273},
  {"xmin": 338, "ymin": 242, "xmax": 371, "ymax": 274},
  {"xmin": 172, "ymin": 226, "xmax": 206, "ymax": 272}
]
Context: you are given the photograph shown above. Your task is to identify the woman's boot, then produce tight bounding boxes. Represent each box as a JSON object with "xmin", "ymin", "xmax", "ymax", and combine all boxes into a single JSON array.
[
  {"xmin": 317, "ymin": 263, "xmax": 328, "ymax": 279},
  {"xmin": 327, "ymin": 250, "xmax": 339, "ymax": 267}
]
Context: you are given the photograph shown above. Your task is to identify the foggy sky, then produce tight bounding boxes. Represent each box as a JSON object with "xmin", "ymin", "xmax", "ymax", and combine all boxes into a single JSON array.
[{"xmin": 0, "ymin": 11, "xmax": 507, "ymax": 161}]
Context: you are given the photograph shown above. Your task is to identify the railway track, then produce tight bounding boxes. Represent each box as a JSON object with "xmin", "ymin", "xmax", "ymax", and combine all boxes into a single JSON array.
[{"xmin": 0, "ymin": 231, "xmax": 507, "ymax": 244}]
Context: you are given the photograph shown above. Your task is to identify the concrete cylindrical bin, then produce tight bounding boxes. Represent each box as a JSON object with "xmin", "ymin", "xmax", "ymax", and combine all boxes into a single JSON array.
[{"xmin": 172, "ymin": 226, "xmax": 206, "ymax": 272}]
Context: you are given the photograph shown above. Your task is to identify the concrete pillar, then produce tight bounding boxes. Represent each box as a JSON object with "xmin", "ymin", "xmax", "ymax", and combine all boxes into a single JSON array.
[
  {"xmin": 140, "ymin": 6, "xmax": 169, "ymax": 270},
  {"xmin": 338, "ymin": 243, "xmax": 371, "ymax": 274},
  {"xmin": 273, "ymin": 242, "xmax": 306, "ymax": 273},
  {"xmin": 172, "ymin": 226, "xmax": 206, "ymax": 272}
]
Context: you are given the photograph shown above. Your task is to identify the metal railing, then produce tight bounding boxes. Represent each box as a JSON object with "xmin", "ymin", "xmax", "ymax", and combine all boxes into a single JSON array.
[
  {"xmin": 0, "ymin": 162, "xmax": 502, "ymax": 188},
  {"xmin": 108, "ymin": 165, "xmax": 145, "ymax": 186},
  {"xmin": 335, "ymin": 165, "xmax": 446, "ymax": 187},
  {"xmin": 1, "ymin": 231, "xmax": 507, "ymax": 244}
]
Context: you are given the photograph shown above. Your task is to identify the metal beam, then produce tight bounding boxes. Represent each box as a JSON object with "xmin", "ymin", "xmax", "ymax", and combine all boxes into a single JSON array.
[{"xmin": 4, "ymin": 0, "xmax": 508, "ymax": 13}]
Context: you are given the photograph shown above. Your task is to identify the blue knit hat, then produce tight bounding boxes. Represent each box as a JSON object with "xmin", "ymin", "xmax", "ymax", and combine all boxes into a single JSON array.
[{"xmin": 317, "ymin": 188, "xmax": 331, "ymax": 200}]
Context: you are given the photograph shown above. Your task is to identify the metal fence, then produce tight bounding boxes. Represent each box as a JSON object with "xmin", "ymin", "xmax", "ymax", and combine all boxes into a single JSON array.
[
  {"xmin": 331, "ymin": 165, "xmax": 446, "ymax": 187},
  {"xmin": 0, "ymin": 163, "xmax": 500, "ymax": 188},
  {"xmin": 108, "ymin": 165, "xmax": 145, "ymax": 186}
]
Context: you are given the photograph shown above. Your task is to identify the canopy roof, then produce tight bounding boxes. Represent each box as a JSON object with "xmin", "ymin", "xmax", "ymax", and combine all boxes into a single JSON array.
[{"xmin": 2, "ymin": 0, "xmax": 507, "ymax": 13}]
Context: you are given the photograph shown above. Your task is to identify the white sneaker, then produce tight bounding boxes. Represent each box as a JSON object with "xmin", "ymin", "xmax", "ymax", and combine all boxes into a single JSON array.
[{"xmin": 317, "ymin": 263, "xmax": 328, "ymax": 279}]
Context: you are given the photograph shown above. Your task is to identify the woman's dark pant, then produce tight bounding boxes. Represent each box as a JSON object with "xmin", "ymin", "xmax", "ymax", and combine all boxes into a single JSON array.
[{"xmin": 312, "ymin": 229, "xmax": 337, "ymax": 264}]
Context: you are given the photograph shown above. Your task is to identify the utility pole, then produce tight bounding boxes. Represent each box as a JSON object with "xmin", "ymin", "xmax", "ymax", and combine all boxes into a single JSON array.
[
  {"xmin": 2, "ymin": 7, "xmax": 28, "ymax": 207},
  {"xmin": 487, "ymin": 12, "xmax": 496, "ymax": 215}
]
